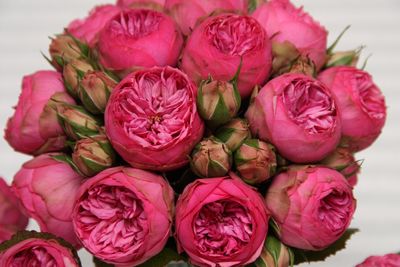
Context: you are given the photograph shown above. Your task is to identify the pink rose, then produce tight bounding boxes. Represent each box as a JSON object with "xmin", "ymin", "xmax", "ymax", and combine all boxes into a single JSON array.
[
  {"xmin": 165, "ymin": 0, "xmax": 248, "ymax": 35},
  {"xmin": 181, "ymin": 13, "xmax": 272, "ymax": 98},
  {"xmin": 318, "ymin": 66, "xmax": 386, "ymax": 152},
  {"xmin": 98, "ymin": 9, "xmax": 183, "ymax": 74},
  {"xmin": 5, "ymin": 71, "xmax": 75, "ymax": 155},
  {"xmin": 175, "ymin": 173, "xmax": 269, "ymax": 267},
  {"xmin": 68, "ymin": 4, "xmax": 121, "ymax": 47},
  {"xmin": 253, "ymin": 0, "xmax": 328, "ymax": 70},
  {"xmin": 0, "ymin": 178, "xmax": 28, "ymax": 242},
  {"xmin": 0, "ymin": 231, "xmax": 80, "ymax": 266},
  {"xmin": 265, "ymin": 166, "xmax": 356, "ymax": 250},
  {"xmin": 72, "ymin": 167, "xmax": 174, "ymax": 267},
  {"xmin": 246, "ymin": 73, "xmax": 341, "ymax": 163},
  {"xmin": 356, "ymin": 254, "xmax": 400, "ymax": 267},
  {"xmin": 12, "ymin": 154, "xmax": 84, "ymax": 247},
  {"xmin": 105, "ymin": 66, "xmax": 204, "ymax": 171},
  {"xmin": 117, "ymin": 0, "xmax": 165, "ymax": 10}
]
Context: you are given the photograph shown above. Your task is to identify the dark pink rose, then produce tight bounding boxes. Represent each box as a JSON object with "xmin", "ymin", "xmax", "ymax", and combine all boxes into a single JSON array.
[
  {"xmin": 0, "ymin": 178, "xmax": 28, "ymax": 242},
  {"xmin": 105, "ymin": 66, "xmax": 204, "ymax": 171},
  {"xmin": 265, "ymin": 166, "xmax": 356, "ymax": 250},
  {"xmin": 253, "ymin": 0, "xmax": 327, "ymax": 70},
  {"xmin": 117, "ymin": 0, "xmax": 165, "ymax": 10},
  {"xmin": 319, "ymin": 66, "xmax": 386, "ymax": 152},
  {"xmin": 356, "ymin": 254, "xmax": 400, "ymax": 267},
  {"xmin": 181, "ymin": 13, "xmax": 272, "ymax": 98},
  {"xmin": 68, "ymin": 4, "xmax": 121, "ymax": 47},
  {"xmin": 5, "ymin": 71, "xmax": 75, "ymax": 155},
  {"xmin": 175, "ymin": 173, "xmax": 269, "ymax": 267},
  {"xmin": 98, "ymin": 9, "xmax": 183, "ymax": 74},
  {"xmin": 165, "ymin": 0, "xmax": 248, "ymax": 35},
  {"xmin": 12, "ymin": 154, "xmax": 84, "ymax": 247},
  {"xmin": 0, "ymin": 231, "xmax": 81, "ymax": 267},
  {"xmin": 72, "ymin": 167, "xmax": 174, "ymax": 266},
  {"xmin": 246, "ymin": 73, "xmax": 341, "ymax": 163}
]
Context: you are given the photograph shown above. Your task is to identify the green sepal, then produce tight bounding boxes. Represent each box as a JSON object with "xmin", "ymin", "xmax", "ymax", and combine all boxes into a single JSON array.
[
  {"xmin": 327, "ymin": 25, "xmax": 351, "ymax": 55},
  {"xmin": 361, "ymin": 54, "xmax": 372, "ymax": 70},
  {"xmin": 206, "ymin": 93, "xmax": 232, "ymax": 129},
  {"xmin": 233, "ymin": 150, "xmax": 249, "ymax": 166},
  {"xmin": 248, "ymin": 0, "xmax": 259, "ymax": 13},
  {"xmin": 51, "ymin": 154, "xmax": 85, "ymax": 176},
  {"xmin": 215, "ymin": 127, "xmax": 235, "ymax": 143},
  {"xmin": 326, "ymin": 54, "xmax": 356, "ymax": 68},
  {"xmin": 244, "ymin": 139, "xmax": 260, "ymax": 149}
]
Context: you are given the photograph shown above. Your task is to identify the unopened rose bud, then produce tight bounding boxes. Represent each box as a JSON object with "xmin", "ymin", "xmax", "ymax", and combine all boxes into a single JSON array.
[
  {"xmin": 63, "ymin": 59, "xmax": 94, "ymax": 98},
  {"xmin": 79, "ymin": 71, "xmax": 117, "ymax": 114},
  {"xmin": 254, "ymin": 235, "xmax": 293, "ymax": 267},
  {"xmin": 197, "ymin": 79, "xmax": 241, "ymax": 129},
  {"xmin": 57, "ymin": 104, "xmax": 101, "ymax": 140},
  {"xmin": 248, "ymin": 0, "xmax": 267, "ymax": 13},
  {"xmin": 49, "ymin": 34, "xmax": 84, "ymax": 70},
  {"xmin": 286, "ymin": 55, "xmax": 316, "ymax": 77},
  {"xmin": 215, "ymin": 118, "xmax": 251, "ymax": 152},
  {"xmin": 190, "ymin": 137, "xmax": 232, "ymax": 177},
  {"xmin": 72, "ymin": 135, "xmax": 116, "ymax": 177},
  {"xmin": 326, "ymin": 49, "xmax": 361, "ymax": 68},
  {"xmin": 271, "ymin": 41, "xmax": 301, "ymax": 76},
  {"xmin": 234, "ymin": 139, "xmax": 277, "ymax": 184}
]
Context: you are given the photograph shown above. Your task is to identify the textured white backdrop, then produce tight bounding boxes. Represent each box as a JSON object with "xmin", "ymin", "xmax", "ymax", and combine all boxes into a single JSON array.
[{"xmin": 0, "ymin": 1, "xmax": 399, "ymax": 266}]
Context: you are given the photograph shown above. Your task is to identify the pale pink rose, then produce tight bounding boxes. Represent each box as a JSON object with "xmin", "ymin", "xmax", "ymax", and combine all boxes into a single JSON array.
[
  {"xmin": 98, "ymin": 9, "xmax": 183, "ymax": 74},
  {"xmin": 105, "ymin": 66, "xmax": 204, "ymax": 171},
  {"xmin": 356, "ymin": 254, "xmax": 400, "ymax": 267},
  {"xmin": 72, "ymin": 167, "xmax": 174, "ymax": 267},
  {"xmin": 68, "ymin": 4, "xmax": 121, "ymax": 47},
  {"xmin": 265, "ymin": 166, "xmax": 356, "ymax": 250},
  {"xmin": 165, "ymin": 0, "xmax": 248, "ymax": 35},
  {"xmin": 319, "ymin": 66, "xmax": 386, "ymax": 152},
  {"xmin": 181, "ymin": 13, "xmax": 272, "ymax": 98},
  {"xmin": 12, "ymin": 154, "xmax": 84, "ymax": 247},
  {"xmin": 5, "ymin": 71, "xmax": 75, "ymax": 155},
  {"xmin": 0, "ymin": 178, "xmax": 28, "ymax": 242},
  {"xmin": 175, "ymin": 173, "xmax": 269, "ymax": 267},
  {"xmin": 117, "ymin": 0, "xmax": 165, "ymax": 10},
  {"xmin": 0, "ymin": 231, "xmax": 80, "ymax": 266},
  {"xmin": 253, "ymin": 0, "xmax": 327, "ymax": 70},
  {"xmin": 246, "ymin": 73, "xmax": 341, "ymax": 163}
]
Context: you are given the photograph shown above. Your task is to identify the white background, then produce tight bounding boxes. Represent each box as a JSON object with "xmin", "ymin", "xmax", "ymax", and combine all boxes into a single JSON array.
[{"xmin": 0, "ymin": 1, "xmax": 399, "ymax": 266}]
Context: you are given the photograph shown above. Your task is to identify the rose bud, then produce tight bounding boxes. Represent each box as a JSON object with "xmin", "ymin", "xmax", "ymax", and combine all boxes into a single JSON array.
[
  {"xmin": 0, "ymin": 231, "xmax": 81, "ymax": 266},
  {"xmin": 234, "ymin": 139, "xmax": 277, "ymax": 184},
  {"xmin": 319, "ymin": 66, "xmax": 386, "ymax": 152},
  {"xmin": 215, "ymin": 118, "xmax": 251, "ymax": 152},
  {"xmin": 0, "ymin": 178, "xmax": 29, "ymax": 242},
  {"xmin": 72, "ymin": 167, "xmax": 174, "ymax": 266},
  {"xmin": 57, "ymin": 104, "xmax": 101, "ymax": 140},
  {"xmin": 79, "ymin": 71, "xmax": 117, "ymax": 114},
  {"xmin": 98, "ymin": 9, "xmax": 183, "ymax": 75},
  {"xmin": 253, "ymin": 235, "xmax": 293, "ymax": 267},
  {"xmin": 356, "ymin": 254, "xmax": 400, "ymax": 267},
  {"xmin": 245, "ymin": 73, "xmax": 341, "ymax": 163},
  {"xmin": 63, "ymin": 59, "xmax": 94, "ymax": 98},
  {"xmin": 12, "ymin": 154, "xmax": 85, "ymax": 247},
  {"xmin": 190, "ymin": 137, "xmax": 232, "ymax": 178},
  {"xmin": 72, "ymin": 135, "xmax": 116, "ymax": 177},
  {"xmin": 165, "ymin": 0, "xmax": 248, "ymax": 36},
  {"xmin": 320, "ymin": 147, "xmax": 361, "ymax": 187},
  {"xmin": 265, "ymin": 165, "xmax": 356, "ymax": 250},
  {"xmin": 105, "ymin": 66, "xmax": 204, "ymax": 171},
  {"xmin": 49, "ymin": 34, "xmax": 84, "ymax": 70},
  {"xmin": 67, "ymin": 4, "xmax": 121, "ymax": 48},
  {"xmin": 117, "ymin": 0, "xmax": 165, "ymax": 10},
  {"xmin": 181, "ymin": 13, "xmax": 272, "ymax": 98},
  {"xmin": 326, "ymin": 49, "xmax": 361, "ymax": 68},
  {"xmin": 253, "ymin": 0, "xmax": 327, "ymax": 70},
  {"xmin": 197, "ymin": 79, "xmax": 241, "ymax": 129},
  {"xmin": 5, "ymin": 71, "xmax": 76, "ymax": 155},
  {"xmin": 175, "ymin": 174, "xmax": 270, "ymax": 267}
]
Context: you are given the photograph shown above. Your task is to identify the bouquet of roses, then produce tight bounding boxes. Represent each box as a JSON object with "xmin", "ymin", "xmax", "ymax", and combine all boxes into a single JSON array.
[{"xmin": 0, "ymin": 0, "xmax": 392, "ymax": 266}]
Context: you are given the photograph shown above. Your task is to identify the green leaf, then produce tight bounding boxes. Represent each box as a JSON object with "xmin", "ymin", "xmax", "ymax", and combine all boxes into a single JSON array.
[{"xmin": 138, "ymin": 247, "xmax": 187, "ymax": 267}]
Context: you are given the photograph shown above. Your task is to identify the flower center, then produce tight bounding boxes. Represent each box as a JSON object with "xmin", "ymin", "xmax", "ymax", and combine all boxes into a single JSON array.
[
  {"xmin": 11, "ymin": 247, "xmax": 56, "ymax": 267},
  {"xmin": 75, "ymin": 185, "xmax": 147, "ymax": 258},
  {"xmin": 282, "ymin": 78, "xmax": 337, "ymax": 134},
  {"xmin": 109, "ymin": 10, "xmax": 162, "ymax": 38},
  {"xmin": 355, "ymin": 72, "xmax": 385, "ymax": 120},
  {"xmin": 206, "ymin": 15, "xmax": 265, "ymax": 56},
  {"xmin": 193, "ymin": 200, "xmax": 253, "ymax": 257},
  {"xmin": 318, "ymin": 190, "xmax": 353, "ymax": 233},
  {"xmin": 112, "ymin": 68, "xmax": 193, "ymax": 147}
]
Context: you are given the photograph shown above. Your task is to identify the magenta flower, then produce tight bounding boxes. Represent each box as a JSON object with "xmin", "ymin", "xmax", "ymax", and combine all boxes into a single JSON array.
[
  {"xmin": 181, "ymin": 13, "xmax": 272, "ymax": 98},
  {"xmin": 265, "ymin": 166, "xmax": 356, "ymax": 250},
  {"xmin": 246, "ymin": 73, "xmax": 341, "ymax": 163},
  {"xmin": 175, "ymin": 173, "xmax": 269, "ymax": 267},
  {"xmin": 356, "ymin": 254, "xmax": 400, "ymax": 267},
  {"xmin": 105, "ymin": 66, "xmax": 204, "ymax": 171},
  {"xmin": 72, "ymin": 167, "xmax": 174, "ymax": 266}
]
